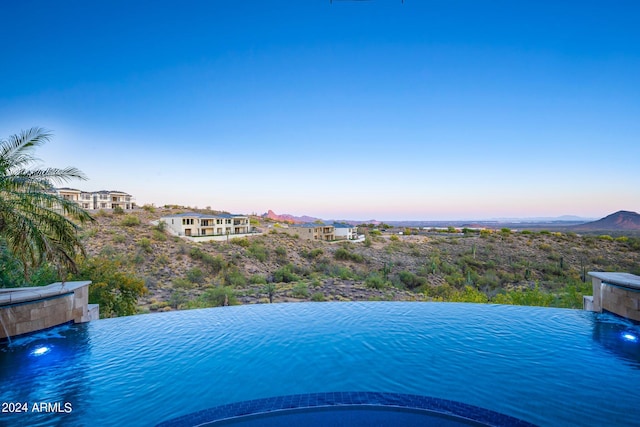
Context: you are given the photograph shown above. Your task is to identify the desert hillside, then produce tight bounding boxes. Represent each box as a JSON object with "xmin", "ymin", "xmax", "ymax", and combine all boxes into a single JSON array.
[{"xmin": 78, "ymin": 208, "xmax": 640, "ymax": 314}]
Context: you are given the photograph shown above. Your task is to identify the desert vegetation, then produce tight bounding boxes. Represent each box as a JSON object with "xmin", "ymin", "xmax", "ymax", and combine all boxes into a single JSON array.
[{"xmin": 2, "ymin": 208, "xmax": 639, "ymax": 317}]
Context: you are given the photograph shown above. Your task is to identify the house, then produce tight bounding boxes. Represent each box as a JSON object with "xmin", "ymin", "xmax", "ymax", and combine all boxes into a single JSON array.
[
  {"xmin": 55, "ymin": 188, "xmax": 135, "ymax": 210},
  {"xmin": 279, "ymin": 223, "xmax": 335, "ymax": 241},
  {"xmin": 160, "ymin": 212, "xmax": 252, "ymax": 240},
  {"xmin": 332, "ymin": 223, "xmax": 359, "ymax": 240}
]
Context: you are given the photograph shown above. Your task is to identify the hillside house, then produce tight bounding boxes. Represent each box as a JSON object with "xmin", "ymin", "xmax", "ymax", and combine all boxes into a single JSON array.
[
  {"xmin": 279, "ymin": 223, "xmax": 335, "ymax": 241},
  {"xmin": 56, "ymin": 188, "xmax": 135, "ymax": 210},
  {"xmin": 160, "ymin": 212, "xmax": 251, "ymax": 238},
  {"xmin": 333, "ymin": 223, "xmax": 359, "ymax": 240}
]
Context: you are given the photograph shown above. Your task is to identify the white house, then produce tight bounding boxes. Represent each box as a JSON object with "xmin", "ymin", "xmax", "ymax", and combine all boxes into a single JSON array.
[
  {"xmin": 160, "ymin": 212, "xmax": 252, "ymax": 240},
  {"xmin": 56, "ymin": 188, "xmax": 134, "ymax": 210},
  {"xmin": 332, "ymin": 223, "xmax": 359, "ymax": 240}
]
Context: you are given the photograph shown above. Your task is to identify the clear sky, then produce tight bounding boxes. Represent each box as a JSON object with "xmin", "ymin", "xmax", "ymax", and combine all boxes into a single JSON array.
[{"xmin": 1, "ymin": 1, "xmax": 638, "ymax": 220}]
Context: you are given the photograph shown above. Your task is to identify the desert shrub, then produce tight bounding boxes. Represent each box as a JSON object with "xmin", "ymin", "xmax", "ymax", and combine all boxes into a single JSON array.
[
  {"xmin": 292, "ymin": 282, "xmax": 310, "ymax": 298},
  {"xmin": 112, "ymin": 234, "xmax": 126, "ymax": 244},
  {"xmin": 334, "ymin": 248, "xmax": 364, "ymax": 263},
  {"xmin": 138, "ymin": 238, "xmax": 152, "ymax": 253},
  {"xmin": 72, "ymin": 257, "xmax": 147, "ymax": 318},
  {"xmin": 199, "ymin": 286, "xmax": 237, "ymax": 307},
  {"xmin": 100, "ymin": 245, "xmax": 116, "ymax": 258},
  {"xmin": 152, "ymin": 229, "xmax": 167, "ymax": 241},
  {"xmin": 444, "ymin": 272, "xmax": 465, "ymax": 287},
  {"xmin": 492, "ymin": 285, "xmax": 554, "ymax": 307},
  {"xmin": 142, "ymin": 204, "xmax": 156, "ymax": 213},
  {"xmin": 249, "ymin": 274, "xmax": 267, "ymax": 285},
  {"xmin": 311, "ymin": 292, "xmax": 325, "ymax": 302},
  {"xmin": 598, "ymin": 235, "xmax": 614, "ymax": 241},
  {"xmin": 275, "ymin": 246, "xmax": 287, "ymax": 257},
  {"xmin": 230, "ymin": 237, "xmax": 250, "ymax": 247},
  {"xmin": 186, "ymin": 267, "xmax": 205, "ymax": 284},
  {"xmin": 121, "ymin": 215, "xmax": 141, "ymax": 227},
  {"xmin": 172, "ymin": 277, "xmax": 195, "ymax": 289},
  {"xmin": 302, "ymin": 248, "xmax": 323, "ymax": 259},
  {"xmin": 448, "ymin": 286, "xmax": 489, "ymax": 303},
  {"xmin": 398, "ymin": 270, "xmax": 426, "ymax": 289},
  {"xmin": 273, "ymin": 264, "xmax": 300, "ymax": 283},
  {"xmin": 168, "ymin": 290, "xmax": 188, "ymax": 309},
  {"xmin": 389, "ymin": 235, "xmax": 400, "ymax": 242},
  {"xmin": 248, "ymin": 243, "xmax": 269, "ymax": 262},
  {"xmin": 365, "ymin": 272, "xmax": 387, "ymax": 289},
  {"xmin": 113, "ymin": 205, "xmax": 124, "ymax": 215},
  {"xmin": 131, "ymin": 251, "xmax": 145, "ymax": 264},
  {"xmin": 224, "ymin": 268, "xmax": 247, "ymax": 287}
]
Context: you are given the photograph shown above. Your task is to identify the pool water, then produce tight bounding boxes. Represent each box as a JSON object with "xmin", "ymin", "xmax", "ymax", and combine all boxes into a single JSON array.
[{"xmin": 1, "ymin": 302, "xmax": 639, "ymax": 426}]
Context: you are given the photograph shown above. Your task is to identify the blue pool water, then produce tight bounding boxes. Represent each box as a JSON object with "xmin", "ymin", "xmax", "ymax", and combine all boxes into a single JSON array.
[{"xmin": 1, "ymin": 302, "xmax": 639, "ymax": 426}]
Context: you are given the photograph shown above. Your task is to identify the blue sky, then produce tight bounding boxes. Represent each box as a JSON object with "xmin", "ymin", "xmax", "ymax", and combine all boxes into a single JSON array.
[{"xmin": 1, "ymin": 1, "xmax": 638, "ymax": 220}]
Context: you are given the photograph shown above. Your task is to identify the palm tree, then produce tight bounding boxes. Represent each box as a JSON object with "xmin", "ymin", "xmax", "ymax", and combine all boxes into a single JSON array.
[{"xmin": 0, "ymin": 127, "xmax": 93, "ymax": 281}]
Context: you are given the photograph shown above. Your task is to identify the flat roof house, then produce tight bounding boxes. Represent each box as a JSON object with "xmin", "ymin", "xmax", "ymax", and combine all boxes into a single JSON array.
[
  {"xmin": 333, "ymin": 223, "xmax": 358, "ymax": 240},
  {"xmin": 55, "ymin": 188, "xmax": 135, "ymax": 210},
  {"xmin": 279, "ymin": 223, "xmax": 335, "ymax": 241},
  {"xmin": 160, "ymin": 212, "xmax": 252, "ymax": 241}
]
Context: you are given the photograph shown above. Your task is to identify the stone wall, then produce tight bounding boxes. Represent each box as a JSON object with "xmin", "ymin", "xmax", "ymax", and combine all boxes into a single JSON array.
[
  {"xmin": 600, "ymin": 283, "xmax": 640, "ymax": 322},
  {"xmin": 587, "ymin": 272, "xmax": 640, "ymax": 322},
  {"xmin": 0, "ymin": 281, "xmax": 95, "ymax": 341}
]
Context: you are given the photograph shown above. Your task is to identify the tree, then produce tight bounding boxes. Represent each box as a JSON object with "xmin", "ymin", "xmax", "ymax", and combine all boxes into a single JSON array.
[
  {"xmin": 72, "ymin": 257, "xmax": 147, "ymax": 317},
  {"xmin": 0, "ymin": 128, "xmax": 92, "ymax": 280}
]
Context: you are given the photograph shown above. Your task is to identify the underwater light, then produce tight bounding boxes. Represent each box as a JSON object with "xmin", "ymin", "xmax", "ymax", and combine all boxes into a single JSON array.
[
  {"xmin": 31, "ymin": 346, "xmax": 51, "ymax": 356},
  {"xmin": 621, "ymin": 333, "xmax": 638, "ymax": 343}
]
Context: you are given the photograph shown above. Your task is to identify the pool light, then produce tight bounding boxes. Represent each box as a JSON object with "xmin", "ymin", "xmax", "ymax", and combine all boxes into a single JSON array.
[
  {"xmin": 621, "ymin": 332, "xmax": 638, "ymax": 343},
  {"xmin": 31, "ymin": 346, "xmax": 51, "ymax": 356}
]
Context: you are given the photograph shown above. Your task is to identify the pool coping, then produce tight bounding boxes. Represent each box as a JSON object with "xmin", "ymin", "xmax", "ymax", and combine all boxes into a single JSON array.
[{"xmin": 155, "ymin": 392, "xmax": 537, "ymax": 427}]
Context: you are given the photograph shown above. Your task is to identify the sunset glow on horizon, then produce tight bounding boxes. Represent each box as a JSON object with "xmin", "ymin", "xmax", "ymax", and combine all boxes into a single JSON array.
[{"xmin": 2, "ymin": 1, "xmax": 638, "ymax": 221}]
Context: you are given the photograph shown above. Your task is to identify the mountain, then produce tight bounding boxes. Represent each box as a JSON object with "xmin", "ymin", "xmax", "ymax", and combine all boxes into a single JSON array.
[
  {"xmin": 571, "ymin": 210, "xmax": 640, "ymax": 231},
  {"xmin": 261, "ymin": 210, "xmax": 320, "ymax": 224}
]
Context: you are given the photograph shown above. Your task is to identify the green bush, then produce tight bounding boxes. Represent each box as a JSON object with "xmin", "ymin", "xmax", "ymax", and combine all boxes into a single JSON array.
[
  {"xmin": 72, "ymin": 257, "xmax": 147, "ymax": 318},
  {"xmin": 311, "ymin": 292, "xmax": 325, "ymax": 302},
  {"xmin": 224, "ymin": 268, "xmax": 247, "ymax": 287},
  {"xmin": 230, "ymin": 237, "xmax": 250, "ymax": 247},
  {"xmin": 200, "ymin": 286, "xmax": 238, "ymax": 307},
  {"xmin": 121, "ymin": 215, "xmax": 141, "ymax": 227},
  {"xmin": 138, "ymin": 238, "xmax": 152, "ymax": 253},
  {"xmin": 113, "ymin": 234, "xmax": 126, "ymax": 244},
  {"xmin": 302, "ymin": 248, "xmax": 323, "ymax": 259},
  {"xmin": 292, "ymin": 282, "xmax": 310, "ymax": 298},
  {"xmin": 186, "ymin": 267, "xmax": 205, "ymax": 284},
  {"xmin": 152, "ymin": 229, "xmax": 167, "ymax": 241},
  {"xmin": 248, "ymin": 243, "xmax": 269, "ymax": 262},
  {"xmin": 273, "ymin": 264, "xmax": 300, "ymax": 283},
  {"xmin": 334, "ymin": 248, "xmax": 364, "ymax": 263},
  {"xmin": 249, "ymin": 274, "xmax": 267, "ymax": 285},
  {"xmin": 398, "ymin": 270, "xmax": 426, "ymax": 289},
  {"xmin": 365, "ymin": 273, "xmax": 387, "ymax": 289}
]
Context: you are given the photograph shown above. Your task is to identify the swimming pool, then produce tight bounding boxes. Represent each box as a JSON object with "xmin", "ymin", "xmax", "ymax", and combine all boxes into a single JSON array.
[{"xmin": 1, "ymin": 302, "xmax": 639, "ymax": 426}]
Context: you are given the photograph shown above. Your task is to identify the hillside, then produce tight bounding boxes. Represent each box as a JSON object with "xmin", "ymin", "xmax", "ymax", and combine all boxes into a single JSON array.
[
  {"xmin": 571, "ymin": 210, "xmax": 640, "ymax": 231},
  {"xmin": 78, "ymin": 208, "xmax": 640, "ymax": 314}
]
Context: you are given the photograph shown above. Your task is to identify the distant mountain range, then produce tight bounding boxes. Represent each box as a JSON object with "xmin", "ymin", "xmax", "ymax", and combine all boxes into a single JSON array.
[
  {"xmin": 261, "ymin": 210, "xmax": 320, "ymax": 224},
  {"xmin": 571, "ymin": 210, "xmax": 640, "ymax": 231},
  {"xmin": 262, "ymin": 209, "xmax": 640, "ymax": 231}
]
